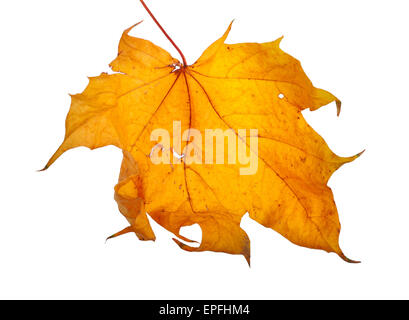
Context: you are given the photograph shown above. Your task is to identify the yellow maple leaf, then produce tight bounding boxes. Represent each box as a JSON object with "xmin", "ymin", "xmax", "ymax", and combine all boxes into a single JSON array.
[{"xmin": 44, "ymin": 0, "xmax": 362, "ymax": 264}]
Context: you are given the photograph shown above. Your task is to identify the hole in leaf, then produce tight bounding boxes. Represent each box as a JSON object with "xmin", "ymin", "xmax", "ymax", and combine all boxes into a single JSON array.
[
  {"xmin": 172, "ymin": 149, "xmax": 184, "ymax": 159},
  {"xmin": 179, "ymin": 223, "xmax": 202, "ymax": 247},
  {"xmin": 278, "ymin": 93, "xmax": 285, "ymax": 99},
  {"xmin": 171, "ymin": 63, "xmax": 182, "ymax": 73}
]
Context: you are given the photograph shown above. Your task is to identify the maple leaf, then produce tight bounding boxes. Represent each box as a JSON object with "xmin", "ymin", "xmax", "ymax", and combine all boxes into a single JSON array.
[{"xmin": 44, "ymin": 1, "xmax": 362, "ymax": 264}]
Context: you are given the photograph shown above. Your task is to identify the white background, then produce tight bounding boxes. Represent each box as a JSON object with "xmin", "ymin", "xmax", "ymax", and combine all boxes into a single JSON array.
[{"xmin": 0, "ymin": 0, "xmax": 408, "ymax": 299}]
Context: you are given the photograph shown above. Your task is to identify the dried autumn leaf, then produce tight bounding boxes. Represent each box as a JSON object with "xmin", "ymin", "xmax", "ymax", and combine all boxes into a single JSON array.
[{"xmin": 44, "ymin": 2, "xmax": 361, "ymax": 264}]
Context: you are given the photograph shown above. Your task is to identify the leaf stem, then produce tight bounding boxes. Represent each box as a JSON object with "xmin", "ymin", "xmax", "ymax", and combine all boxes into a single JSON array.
[{"xmin": 139, "ymin": 0, "xmax": 188, "ymax": 66}]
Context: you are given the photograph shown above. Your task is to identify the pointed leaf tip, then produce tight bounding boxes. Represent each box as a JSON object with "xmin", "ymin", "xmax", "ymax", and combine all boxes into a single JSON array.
[
  {"xmin": 275, "ymin": 35, "xmax": 284, "ymax": 47},
  {"xmin": 124, "ymin": 20, "xmax": 144, "ymax": 35},
  {"xmin": 336, "ymin": 99, "xmax": 341, "ymax": 116},
  {"xmin": 340, "ymin": 252, "xmax": 361, "ymax": 264},
  {"xmin": 221, "ymin": 20, "xmax": 234, "ymax": 43},
  {"xmin": 37, "ymin": 165, "xmax": 48, "ymax": 172},
  {"xmin": 244, "ymin": 253, "xmax": 251, "ymax": 267},
  {"xmin": 106, "ymin": 226, "xmax": 134, "ymax": 242},
  {"xmin": 355, "ymin": 149, "xmax": 366, "ymax": 159}
]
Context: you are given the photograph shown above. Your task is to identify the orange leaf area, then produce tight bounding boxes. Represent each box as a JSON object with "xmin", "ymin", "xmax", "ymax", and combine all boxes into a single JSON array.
[{"xmin": 45, "ymin": 22, "xmax": 361, "ymax": 264}]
